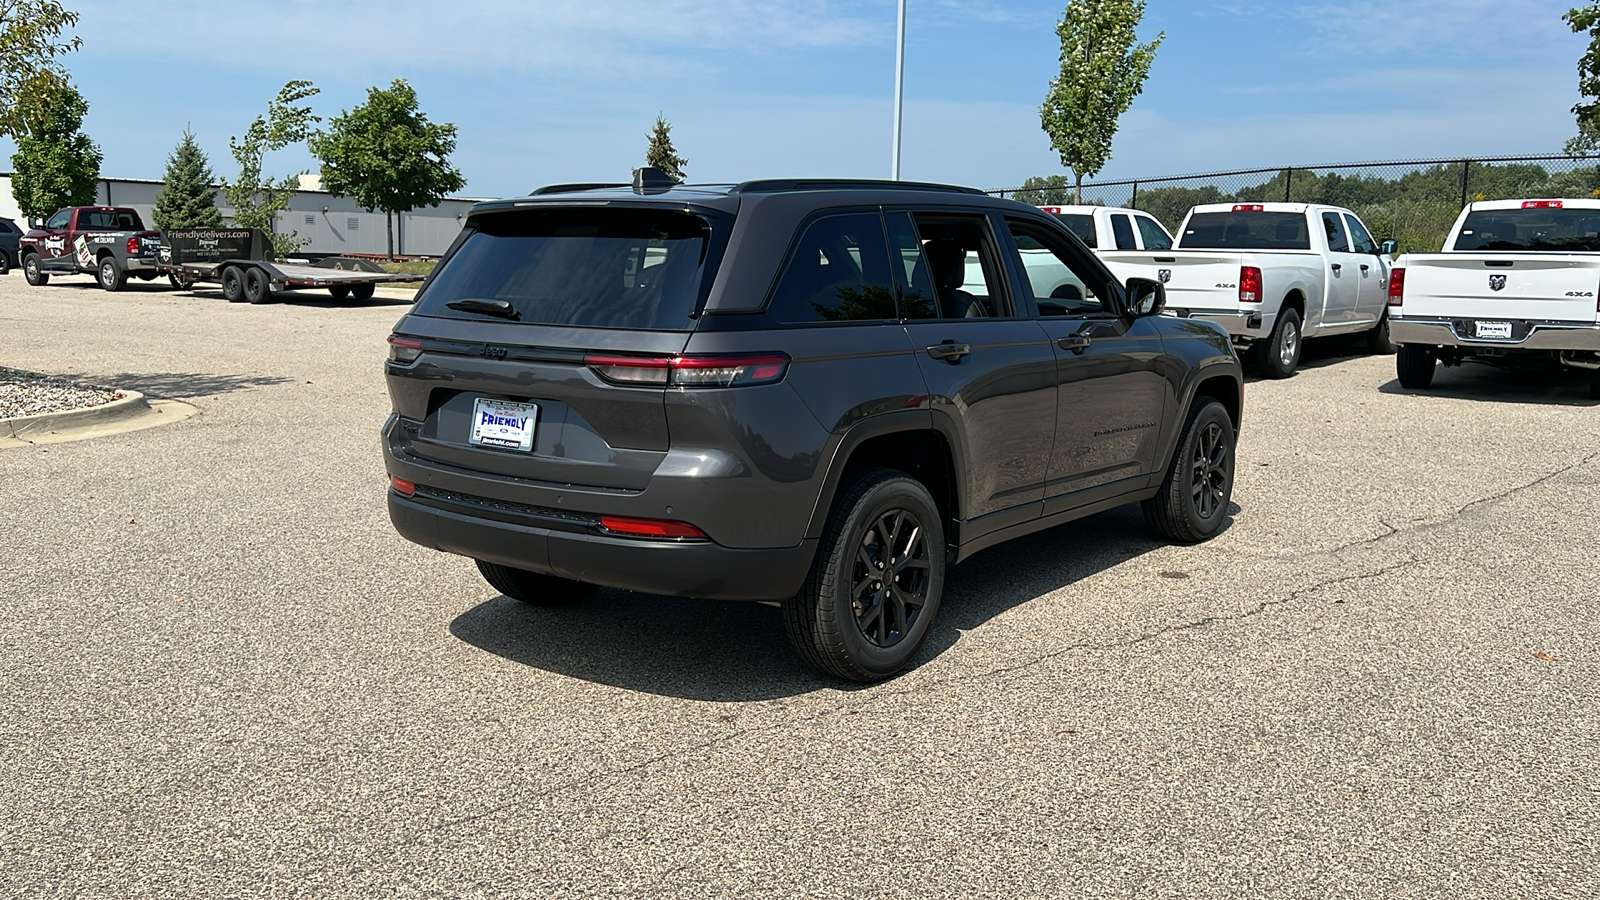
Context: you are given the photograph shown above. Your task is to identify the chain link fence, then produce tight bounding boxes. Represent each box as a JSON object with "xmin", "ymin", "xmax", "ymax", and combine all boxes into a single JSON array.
[{"xmin": 988, "ymin": 155, "xmax": 1600, "ymax": 253}]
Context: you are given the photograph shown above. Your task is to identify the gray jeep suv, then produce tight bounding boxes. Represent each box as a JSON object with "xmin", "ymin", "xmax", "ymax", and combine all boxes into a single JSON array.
[{"xmin": 383, "ymin": 172, "xmax": 1243, "ymax": 681}]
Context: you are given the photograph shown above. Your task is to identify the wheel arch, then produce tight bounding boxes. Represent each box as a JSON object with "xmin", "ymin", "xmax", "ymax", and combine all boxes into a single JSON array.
[
  {"xmin": 803, "ymin": 411, "xmax": 966, "ymax": 551},
  {"xmin": 1280, "ymin": 288, "xmax": 1307, "ymax": 321}
]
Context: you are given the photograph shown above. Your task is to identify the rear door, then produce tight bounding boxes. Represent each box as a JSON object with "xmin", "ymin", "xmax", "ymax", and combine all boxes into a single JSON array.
[
  {"xmin": 1319, "ymin": 210, "xmax": 1363, "ymax": 325},
  {"xmin": 999, "ymin": 214, "xmax": 1168, "ymax": 510},
  {"xmin": 891, "ymin": 210, "xmax": 1057, "ymax": 531}
]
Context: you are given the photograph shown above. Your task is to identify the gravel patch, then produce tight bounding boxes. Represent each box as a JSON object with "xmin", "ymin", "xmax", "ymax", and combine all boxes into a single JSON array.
[{"xmin": 0, "ymin": 366, "xmax": 123, "ymax": 418}]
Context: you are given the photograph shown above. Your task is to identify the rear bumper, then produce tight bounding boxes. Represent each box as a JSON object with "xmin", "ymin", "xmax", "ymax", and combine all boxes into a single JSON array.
[
  {"xmin": 1164, "ymin": 309, "xmax": 1265, "ymax": 338},
  {"xmin": 1390, "ymin": 317, "xmax": 1600, "ymax": 352},
  {"xmin": 388, "ymin": 492, "xmax": 817, "ymax": 602},
  {"xmin": 124, "ymin": 257, "xmax": 158, "ymax": 271}
]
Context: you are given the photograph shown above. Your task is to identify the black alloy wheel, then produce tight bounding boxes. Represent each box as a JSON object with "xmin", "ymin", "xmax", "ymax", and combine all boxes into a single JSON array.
[
  {"xmin": 0, "ymin": 251, "xmax": 10, "ymax": 275},
  {"xmin": 1143, "ymin": 398, "xmax": 1235, "ymax": 543},
  {"xmin": 98, "ymin": 257, "xmax": 125, "ymax": 292},
  {"xmin": 22, "ymin": 253, "xmax": 47, "ymax": 286},
  {"xmin": 221, "ymin": 266, "xmax": 245, "ymax": 302},
  {"xmin": 784, "ymin": 467, "xmax": 946, "ymax": 682}
]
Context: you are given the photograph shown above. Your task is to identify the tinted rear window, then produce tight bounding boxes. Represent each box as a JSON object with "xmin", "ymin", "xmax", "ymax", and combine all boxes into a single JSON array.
[
  {"xmin": 77, "ymin": 209, "xmax": 143, "ymax": 230},
  {"xmin": 414, "ymin": 208, "xmax": 721, "ymax": 330},
  {"xmin": 1049, "ymin": 213, "xmax": 1096, "ymax": 248},
  {"xmin": 1455, "ymin": 208, "xmax": 1600, "ymax": 252},
  {"xmin": 1179, "ymin": 212, "xmax": 1311, "ymax": 250}
]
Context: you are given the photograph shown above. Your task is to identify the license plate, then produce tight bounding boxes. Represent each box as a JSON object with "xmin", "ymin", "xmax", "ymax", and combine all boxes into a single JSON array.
[
  {"xmin": 469, "ymin": 398, "xmax": 538, "ymax": 452},
  {"xmin": 1474, "ymin": 321, "xmax": 1513, "ymax": 340}
]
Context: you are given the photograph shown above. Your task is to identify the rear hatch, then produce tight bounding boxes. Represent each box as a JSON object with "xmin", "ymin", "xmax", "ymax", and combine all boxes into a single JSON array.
[
  {"xmin": 386, "ymin": 203, "xmax": 731, "ymax": 492},
  {"xmin": 1100, "ymin": 251, "xmax": 1248, "ymax": 313},
  {"xmin": 1400, "ymin": 254, "xmax": 1600, "ymax": 324}
]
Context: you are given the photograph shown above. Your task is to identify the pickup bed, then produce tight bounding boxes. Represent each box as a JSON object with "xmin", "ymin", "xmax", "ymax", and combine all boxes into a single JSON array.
[
  {"xmin": 1388, "ymin": 198, "xmax": 1600, "ymax": 398},
  {"xmin": 18, "ymin": 206, "xmax": 163, "ymax": 291},
  {"xmin": 1101, "ymin": 202, "xmax": 1398, "ymax": 377}
]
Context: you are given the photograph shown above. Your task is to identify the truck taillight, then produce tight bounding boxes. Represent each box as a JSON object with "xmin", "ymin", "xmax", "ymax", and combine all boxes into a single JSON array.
[
  {"xmin": 1387, "ymin": 268, "xmax": 1406, "ymax": 306},
  {"xmin": 586, "ymin": 353, "xmax": 790, "ymax": 388},
  {"xmin": 1522, "ymin": 200, "xmax": 1563, "ymax": 209},
  {"xmin": 126, "ymin": 236, "xmax": 140, "ymax": 254},
  {"xmin": 1239, "ymin": 266, "xmax": 1262, "ymax": 303},
  {"xmin": 1232, "ymin": 204, "xmax": 1265, "ymax": 212}
]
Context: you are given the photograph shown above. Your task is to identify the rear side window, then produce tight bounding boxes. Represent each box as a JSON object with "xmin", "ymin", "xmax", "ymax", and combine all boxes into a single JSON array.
[
  {"xmin": 1180, "ymin": 212, "xmax": 1311, "ymax": 250},
  {"xmin": 1110, "ymin": 214, "xmax": 1137, "ymax": 250},
  {"xmin": 1321, "ymin": 212, "xmax": 1349, "ymax": 252},
  {"xmin": 768, "ymin": 213, "xmax": 898, "ymax": 324},
  {"xmin": 1135, "ymin": 216, "xmax": 1172, "ymax": 250},
  {"xmin": 413, "ymin": 208, "xmax": 720, "ymax": 330},
  {"xmin": 0, "ymin": 219, "xmax": 14, "ymax": 234}
]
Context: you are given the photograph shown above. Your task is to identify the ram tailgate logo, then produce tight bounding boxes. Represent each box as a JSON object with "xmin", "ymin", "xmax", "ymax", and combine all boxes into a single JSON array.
[{"xmin": 1489, "ymin": 274, "xmax": 1507, "ymax": 292}]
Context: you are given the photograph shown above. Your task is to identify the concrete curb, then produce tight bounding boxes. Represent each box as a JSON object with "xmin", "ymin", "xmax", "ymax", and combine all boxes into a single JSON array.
[{"xmin": 2, "ymin": 390, "xmax": 152, "ymax": 440}]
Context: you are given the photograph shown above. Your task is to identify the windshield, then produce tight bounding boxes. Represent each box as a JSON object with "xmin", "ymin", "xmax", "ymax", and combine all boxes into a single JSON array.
[
  {"xmin": 1178, "ymin": 212, "xmax": 1311, "ymax": 250},
  {"xmin": 1454, "ymin": 208, "xmax": 1600, "ymax": 252},
  {"xmin": 413, "ymin": 207, "xmax": 722, "ymax": 330},
  {"xmin": 1048, "ymin": 213, "xmax": 1096, "ymax": 248}
]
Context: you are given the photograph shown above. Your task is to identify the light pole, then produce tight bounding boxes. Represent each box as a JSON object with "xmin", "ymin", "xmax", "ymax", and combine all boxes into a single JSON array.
[{"xmin": 891, "ymin": 0, "xmax": 906, "ymax": 180}]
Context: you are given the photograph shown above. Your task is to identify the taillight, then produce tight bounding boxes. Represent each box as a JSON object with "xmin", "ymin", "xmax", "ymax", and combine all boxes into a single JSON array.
[
  {"xmin": 1387, "ymin": 268, "xmax": 1406, "ymax": 306},
  {"xmin": 599, "ymin": 515, "xmax": 708, "ymax": 540},
  {"xmin": 389, "ymin": 476, "xmax": 416, "ymax": 497},
  {"xmin": 387, "ymin": 334, "xmax": 423, "ymax": 363},
  {"xmin": 1522, "ymin": 200, "xmax": 1563, "ymax": 209},
  {"xmin": 585, "ymin": 353, "xmax": 790, "ymax": 388},
  {"xmin": 1232, "ymin": 204, "xmax": 1265, "ymax": 212},
  {"xmin": 1238, "ymin": 266, "xmax": 1262, "ymax": 303},
  {"xmin": 126, "ymin": 236, "xmax": 140, "ymax": 254}
]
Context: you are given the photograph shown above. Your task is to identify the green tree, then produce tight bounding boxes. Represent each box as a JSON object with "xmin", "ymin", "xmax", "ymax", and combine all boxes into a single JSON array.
[
  {"xmin": 644, "ymin": 113, "xmax": 687, "ymax": 181},
  {"xmin": 152, "ymin": 129, "xmax": 222, "ymax": 230},
  {"xmin": 1567, "ymin": 3, "xmax": 1600, "ymax": 152},
  {"xmin": 1039, "ymin": 0, "xmax": 1162, "ymax": 202},
  {"xmin": 9, "ymin": 77, "xmax": 100, "ymax": 220},
  {"xmin": 309, "ymin": 79, "xmax": 465, "ymax": 260},
  {"xmin": 1011, "ymin": 174, "xmax": 1074, "ymax": 205},
  {"xmin": 221, "ymin": 80, "xmax": 319, "ymax": 257},
  {"xmin": 0, "ymin": 0, "xmax": 81, "ymax": 140}
]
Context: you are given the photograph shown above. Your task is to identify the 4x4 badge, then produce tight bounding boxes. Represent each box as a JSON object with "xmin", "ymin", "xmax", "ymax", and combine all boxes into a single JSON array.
[
  {"xmin": 1158, "ymin": 268, "xmax": 1172, "ymax": 284},
  {"xmin": 1489, "ymin": 274, "xmax": 1507, "ymax": 291}
]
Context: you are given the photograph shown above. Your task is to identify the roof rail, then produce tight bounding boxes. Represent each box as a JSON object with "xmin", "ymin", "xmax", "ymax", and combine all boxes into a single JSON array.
[
  {"xmin": 730, "ymin": 179, "xmax": 986, "ymax": 196},
  {"xmin": 528, "ymin": 182, "xmax": 629, "ymax": 196}
]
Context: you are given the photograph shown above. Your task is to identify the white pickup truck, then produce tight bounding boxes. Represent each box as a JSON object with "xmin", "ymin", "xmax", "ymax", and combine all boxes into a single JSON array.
[
  {"xmin": 990, "ymin": 205, "xmax": 1177, "ymax": 314},
  {"xmin": 1099, "ymin": 202, "xmax": 1398, "ymax": 377},
  {"xmin": 1387, "ymin": 198, "xmax": 1600, "ymax": 398}
]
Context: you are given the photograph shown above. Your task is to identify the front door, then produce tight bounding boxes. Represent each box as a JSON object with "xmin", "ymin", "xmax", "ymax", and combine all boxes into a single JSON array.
[
  {"xmin": 1343, "ymin": 213, "xmax": 1388, "ymax": 327},
  {"xmin": 997, "ymin": 214, "xmax": 1170, "ymax": 513},
  {"xmin": 888, "ymin": 211, "xmax": 1057, "ymax": 532},
  {"xmin": 1320, "ymin": 210, "xmax": 1363, "ymax": 326},
  {"xmin": 38, "ymin": 208, "xmax": 71, "ymax": 267}
]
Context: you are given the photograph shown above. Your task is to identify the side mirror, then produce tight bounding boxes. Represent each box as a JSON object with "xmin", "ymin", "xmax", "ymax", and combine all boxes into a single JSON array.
[
  {"xmin": 1379, "ymin": 239, "xmax": 1398, "ymax": 255},
  {"xmin": 1125, "ymin": 277, "xmax": 1166, "ymax": 318}
]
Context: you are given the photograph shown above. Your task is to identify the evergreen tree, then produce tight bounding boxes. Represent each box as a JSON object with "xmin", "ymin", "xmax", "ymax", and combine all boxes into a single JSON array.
[
  {"xmin": 152, "ymin": 130, "xmax": 223, "ymax": 230},
  {"xmin": 10, "ymin": 77, "xmax": 101, "ymax": 220},
  {"xmin": 644, "ymin": 114, "xmax": 687, "ymax": 181}
]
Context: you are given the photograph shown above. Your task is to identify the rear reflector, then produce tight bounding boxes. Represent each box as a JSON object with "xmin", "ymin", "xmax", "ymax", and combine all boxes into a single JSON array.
[
  {"xmin": 387, "ymin": 334, "xmax": 423, "ymax": 363},
  {"xmin": 1522, "ymin": 200, "xmax": 1564, "ymax": 209},
  {"xmin": 1239, "ymin": 266, "xmax": 1263, "ymax": 303},
  {"xmin": 390, "ymin": 476, "xmax": 416, "ymax": 497},
  {"xmin": 1387, "ymin": 267, "xmax": 1406, "ymax": 306},
  {"xmin": 586, "ymin": 352, "xmax": 790, "ymax": 388},
  {"xmin": 1232, "ymin": 204, "xmax": 1265, "ymax": 212},
  {"xmin": 599, "ymin": 515, "xmax": 708, "ymax": 540}
]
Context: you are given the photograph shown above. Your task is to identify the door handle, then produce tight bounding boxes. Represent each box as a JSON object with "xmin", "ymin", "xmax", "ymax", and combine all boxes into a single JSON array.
[
  {"xmin": 1057, "ymin": 334, "xmax": 1091, "ymax": 354},
  {"xmin": 925, "ymin": 341, "xmax": 971, "ymax": 362},
  {"xmin": 1331, "ymin": 263, "xmax": 1342, "ymax": 272},
  {"xmin": 1360, "ymin": 264, "xmax": 1370, "ymax": 273}
]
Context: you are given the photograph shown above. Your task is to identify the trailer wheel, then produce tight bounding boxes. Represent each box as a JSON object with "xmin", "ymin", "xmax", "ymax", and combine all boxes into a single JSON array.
[
  {"xmin": 351, "ymin": 282, "xmax": 376, "ymax": 301},
  {"xmin": 243, "ymin": 267, "xmax": 272, "ymax": 304},
  {"xmin": 221, "ymin": 266, "xmax": 246, "ymax": 302},
  {"xmin": 329, "ymin": 285, "xmax": 351, "ymax": 300}
]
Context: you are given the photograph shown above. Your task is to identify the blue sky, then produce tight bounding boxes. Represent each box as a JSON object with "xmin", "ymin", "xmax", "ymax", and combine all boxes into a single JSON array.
[{"xmin": 7, "ymin": 0, "xmax": 1589, "ymax": 198}]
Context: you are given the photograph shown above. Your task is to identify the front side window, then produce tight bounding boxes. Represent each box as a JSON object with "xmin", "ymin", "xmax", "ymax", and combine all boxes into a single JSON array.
[
  {"xmin": 1135, "ymin": 216, "xmax": 1173, "ymax": 250},
  {"xmin": 1345, "ymin": 215, "xmax": 1376, "ymax": 254},
  {"xmin": 1003, "ymin": 217, "xmax": 1109, "ymax": 316},
  {"xmin": 767, "ymin": 213, "xmax": 898, "ymax": 324},
  {"xmin": 45, "ymin": 210, "xmax": 70, "ymax": 230},
  {"xmin": 1321, "ymin": 212, "xmax": 1349, "ymax": 252}
]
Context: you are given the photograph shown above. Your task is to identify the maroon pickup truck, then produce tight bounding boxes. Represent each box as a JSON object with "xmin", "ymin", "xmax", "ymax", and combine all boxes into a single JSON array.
[{"xmin": 19, "ymin": 206, "xmax": 163, "ymax": 291}]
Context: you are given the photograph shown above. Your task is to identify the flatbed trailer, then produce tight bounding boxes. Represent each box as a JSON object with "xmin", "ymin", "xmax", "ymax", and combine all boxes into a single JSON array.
[{"xmin": 156, "ymin": 229, "xmax": 424, "ymax": 303}]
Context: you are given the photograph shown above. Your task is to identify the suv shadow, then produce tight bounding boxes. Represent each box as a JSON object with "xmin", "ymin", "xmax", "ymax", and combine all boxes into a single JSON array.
[{"xmin": 448, "ymin": 505, "xmax": 1196, "ymax": 701}]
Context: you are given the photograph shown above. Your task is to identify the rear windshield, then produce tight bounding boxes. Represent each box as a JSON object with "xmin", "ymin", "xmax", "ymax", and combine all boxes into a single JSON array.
[
  {"xmin": 1049, "ymin": 213, "xmax": 1096, "ymax": 248},
  {"xmin": 1179, "ymin": 212, "xmax": 1310, "ymax": 250},
  {"xmin": 413, "ymin": 207, "xmax": 721, "ymax": 330},
  {"xmin": 77, "ymin": 209, "xmax": 143, "ymax": 230},
  {"xmin": 1455, "ymin": 208, "xmax": 1600, "ymax": 252}
]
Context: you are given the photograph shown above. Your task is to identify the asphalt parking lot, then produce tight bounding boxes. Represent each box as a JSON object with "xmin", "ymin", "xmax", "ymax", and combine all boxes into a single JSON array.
[{"xmin": 2, "ymin": 274, "xmax": 1597, "ymax": 898}]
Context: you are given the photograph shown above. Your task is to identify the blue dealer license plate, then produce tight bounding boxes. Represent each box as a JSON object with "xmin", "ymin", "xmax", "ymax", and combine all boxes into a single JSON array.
[{"xmin": 469, "ymin": 398, "xmax": 538, "ymax": 452}]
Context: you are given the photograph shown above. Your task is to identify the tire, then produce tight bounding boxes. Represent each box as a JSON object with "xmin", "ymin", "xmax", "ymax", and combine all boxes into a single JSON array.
[
  {"xmin": 1366, "ymin": 308, "xmax": 1398, "ymax": 355},
  {"xmin": 329, "ymin": 285, "xmax": 351, "ymax": 300},
  {"xmin": 221, "ymin": 265, "xmax": 245, "ymax": 303},
  {"xmin": 475, "ymin": 559, "xmax": 599, "ymax": 606},
  {"xmin": 98, "ymin": 256, "xmax": 126, "ymax": 292},
  {"xmin": 1588, "ymin": 368, "xmax": 1600, "ymax": 401},
  {"xmin": 1396, "ymin": 344, "xmax": 1436, "ymax": 389},
  {"xmin": 782, "ymin": 468, "xmax": 945, "ymax": 682},
  {"xmin": 23, "ymin": 253, "xmax": 48, "ymax": 286},
  {"xmin": 351, "ymin": 282, "xmax": 376, "ymax": 301},
  {"xmin": 1251, "ymin": 307, "xmax": 1302, "ymax": 378},
  {"xmin": 1142, "ymin": 398, "xmax": 1236, "ymax": 543},
  {"xmin": 0, "ymin": 251, "xmax": 10, "ymax": 275},
  {"xmin": 243, "ymin": 267, "xmax": 272, "ymax": 304}
]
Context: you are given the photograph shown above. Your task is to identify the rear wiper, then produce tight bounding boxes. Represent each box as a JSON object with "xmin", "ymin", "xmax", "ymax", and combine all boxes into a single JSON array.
[{"xmin": 446, "ymin": 298, "xmax": 520, "ymax": 320}]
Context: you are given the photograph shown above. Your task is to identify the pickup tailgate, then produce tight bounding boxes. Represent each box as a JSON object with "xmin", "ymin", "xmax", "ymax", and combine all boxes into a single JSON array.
[
  {"xmin": 1100, "ymin": 251, "xmax": 1245, "ymax": 313},
  {"xmin": 1400, "ymin": 254, "xmax": 1600, "ymax": 323}
]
